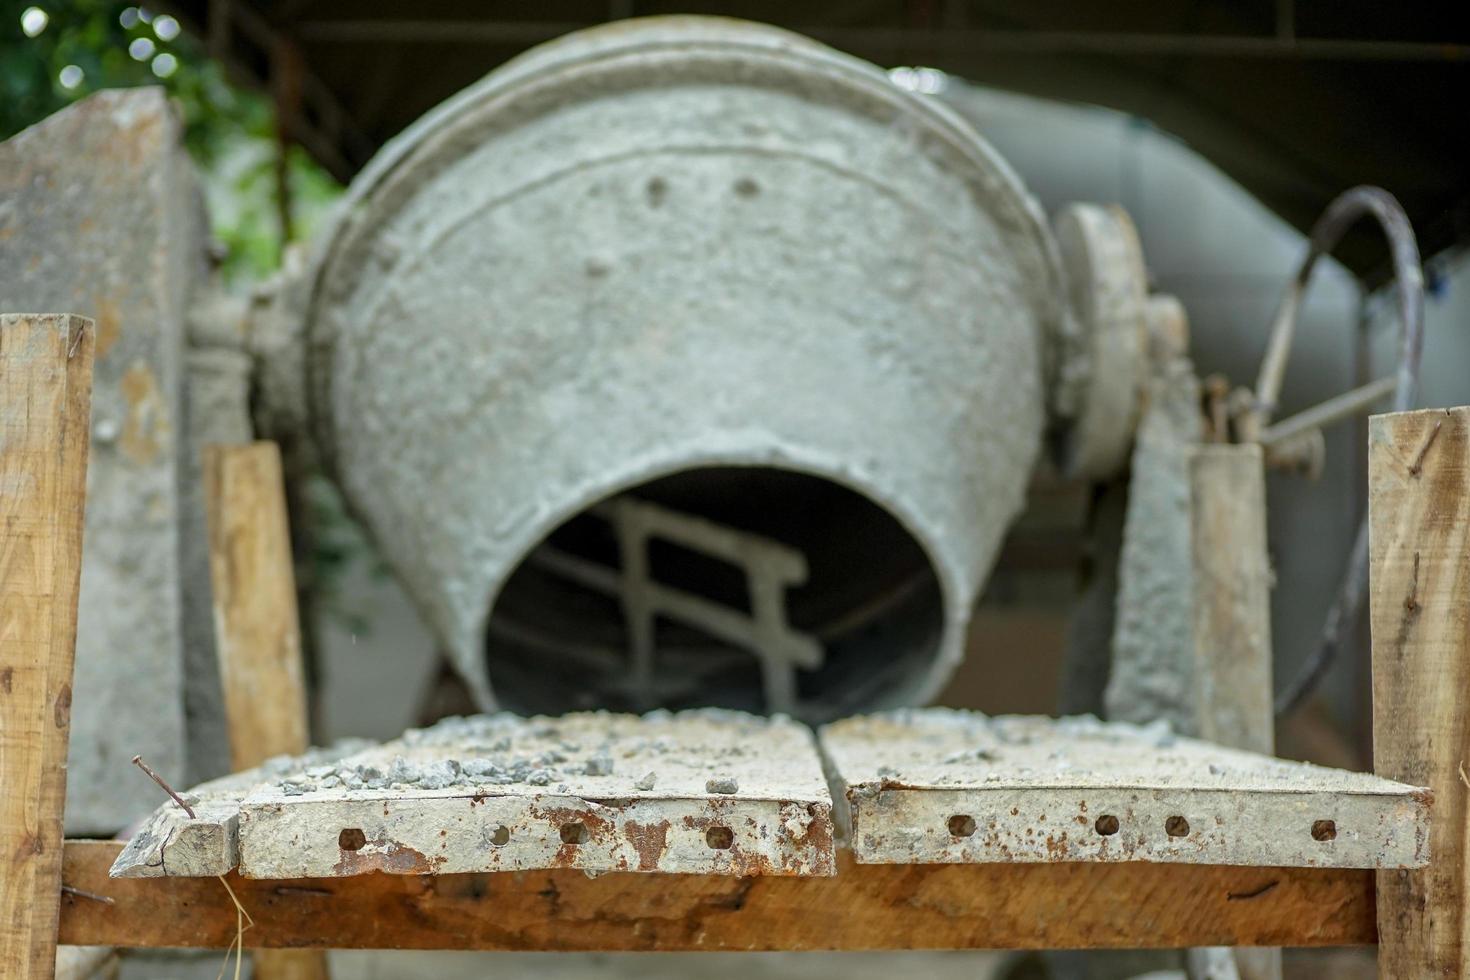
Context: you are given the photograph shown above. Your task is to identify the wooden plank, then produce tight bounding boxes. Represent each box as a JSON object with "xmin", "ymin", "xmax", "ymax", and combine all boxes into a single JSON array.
[
  {"xmin": 1190, "ymin": 444, "xmax": 1275, "ymax": 756},
  {"xmin": 109, "ymin": 743, "xmax": 370, "ymax": 879},
  {"xmin": 108, "ymin": 767, "xmax": 255, "ymax": 879},
  {"xmin": 1370, "ymin": 406, "xmax": 1470, "ymax": 978},
  {"xmin": 823, "ymin": 711, "xmax": 1427, "ymax": 868},
  {"xmin": 1189, "ymin": 444, "xmax": 1282, "ymax": 980},
  {"xmin": 109, "ymin": 710, "xmax": 836, "ymax": 881},
  {"xmin": 108, "ymin": 796, "xmax": 240, "ymax": 880},
  {"xmin": 236, "ymin": 711, "xmax": 835, "ymax": 878},
  {"xmin": 60, "ymin": 838, "xmax": 1375, "ymax": 950},
  {"xmin": 203, "ymin": 442, "xmax": 325, "ymax": 980},
  {"xmin": 0, "ymin": 314, "xmax": 94, "ymax": 980},
  {"xmin": 204, "ymin": 442, "xmax": 310, "ymax": 771}
]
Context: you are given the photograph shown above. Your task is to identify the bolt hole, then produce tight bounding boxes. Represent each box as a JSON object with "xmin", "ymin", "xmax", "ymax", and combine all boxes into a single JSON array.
[
  {"xmin": 1095, "ymin": 814, "xmax": 1120, "ymax": 836},
  {"xmin": 338, "ymin": 827, "xmax": 366, "ymax": 851},
  {"xmin": 490, "ymin": 825, "xmax": 510, "ymax": 846},
  {"xmin": 1311, "ymin": 819, "xmax": 1337, "ymax": 842},
  {"xmin": 559, "ymin": 821, "xmax": 589, "ymax": 845},
  {"xmin": 706, "ymin": 826, "xmax": 734, "ymax": 850},
  {"xmin": 1165, "ymin": 815, "xmax": 1190, "ymax": 837},
  {"xmin": 646, "ymin": 177, "xmax": 668, "ymax": 207},
  {"xmin": 947, "ymin": 814, "xmax": 976, "ymax": 838}
]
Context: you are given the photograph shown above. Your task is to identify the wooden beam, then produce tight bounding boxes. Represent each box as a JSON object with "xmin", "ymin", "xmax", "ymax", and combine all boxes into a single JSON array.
[
  {"xmin": 204, "ymin": 441, "xmax": 325, "ymax": 979},
  {"xmin": 234, "ymin": 712, "xmax": 835, "ymax": 880},
  {"xmin": 62, "ymin": 839, "xmax": 1373, "ymax": 950},
  {"xmin": 204, "ymin": 442, "xmax": 310, "ymax": 772},
  {"xmin": 1190, "ymin": 444, "xmax": 1275, "ymax": 756},
  {"xmin": 0, "ymin": 315, "xmax": 94, "ymax": 980},
  {"xmin": 1370, "ymin": 406, "xmax": 1470, "ymax": 977},
  {"xmin": 825, "ymin": 712, "xmax": 1425, "ymax": 869},
  {"xmin": 1190, "ymin": 444, "xmax": 1281, "ymax": 980}
]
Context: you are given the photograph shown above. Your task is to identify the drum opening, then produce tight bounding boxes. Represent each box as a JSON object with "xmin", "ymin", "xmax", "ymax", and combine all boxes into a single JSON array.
[{"xmin": 484, "ymin": 466, "xmax": 945, "ymax": 721}]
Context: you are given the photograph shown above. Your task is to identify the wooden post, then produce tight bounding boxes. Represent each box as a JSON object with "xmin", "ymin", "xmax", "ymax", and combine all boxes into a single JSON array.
[
  {"xmin": 0, "ymin": 314, "xmax": 94, "ymax": 980},
  {"xmin": 1370, "ymin": 406, "xmax": 1469, "ymax": 978},
  {"xmin": 1189, "ymin": 443, "xmax": 1281, "ymax": 980},
  {"xmin": 1190, "ymin": 443, "xmax": 1275, "ymax": 756},
  {"xmin": 204, "ymin": 442, "xmax": 327, "ymax": 980}
]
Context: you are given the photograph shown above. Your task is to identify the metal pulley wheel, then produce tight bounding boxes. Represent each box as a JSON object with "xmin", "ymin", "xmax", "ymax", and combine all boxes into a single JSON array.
[{"xmin": 1052, "ymin": 203, "xmax": 1152, "ymax": 482}]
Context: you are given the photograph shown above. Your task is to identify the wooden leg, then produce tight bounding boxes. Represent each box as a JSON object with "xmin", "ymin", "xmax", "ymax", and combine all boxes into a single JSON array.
[
  {"xmin": 204, "ymin": 442, "xmax": 329, "ymax": 980},
  {"xmin": 1189, "ymin": 443, "xmax": 1281, "ymax": 980},
  {"xmin": 1190, "ymin": 443, "xmax": 1275, "ymax": 756},
  {"xmin": 0, "ymin": 315, "xmax": 95, "ymax": 980},
  {"xmin": 1370, "ymin": 406, "xmax": 1470, "ymax": 978}
]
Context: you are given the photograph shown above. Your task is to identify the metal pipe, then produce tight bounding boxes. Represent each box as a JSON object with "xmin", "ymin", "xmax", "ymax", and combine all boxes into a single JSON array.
[
  {"xmin": 1258, "ymin": 375, "xmax": 1396, "ymax": 449},
  {"xmin": 1272, "ymin": 188, "xmax": 1425, "ymax": 716}
]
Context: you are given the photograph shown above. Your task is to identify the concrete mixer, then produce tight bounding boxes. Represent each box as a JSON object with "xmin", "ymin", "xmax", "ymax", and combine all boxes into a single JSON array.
[
  {"xmin": 5, "ymin": 16, "xmax": 1263, "ymax": 830},
  {"xmin": 287, "ymin": 17, "xmax": 1095, "ymax": 721}
]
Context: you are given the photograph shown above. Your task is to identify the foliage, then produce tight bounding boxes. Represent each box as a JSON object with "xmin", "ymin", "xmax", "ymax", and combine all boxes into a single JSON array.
[
  {"xmin": 0, "ymin": 0, "xmax": 339, "ymax": 283},
  {"xmin": 2, "ymin": 0, "xmax": 364, "ymax": 636}
]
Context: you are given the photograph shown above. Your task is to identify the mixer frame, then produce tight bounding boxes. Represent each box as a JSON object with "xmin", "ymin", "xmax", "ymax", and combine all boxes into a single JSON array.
[{"xmin": 3, "ymin": 315, "xmax": 1464, "ymax": 976}]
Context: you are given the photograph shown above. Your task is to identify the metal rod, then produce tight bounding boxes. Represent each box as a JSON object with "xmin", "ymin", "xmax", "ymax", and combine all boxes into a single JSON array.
[{"xmin": 1259, "ymin": 375, "xmax": 1397, "ymax": 449}]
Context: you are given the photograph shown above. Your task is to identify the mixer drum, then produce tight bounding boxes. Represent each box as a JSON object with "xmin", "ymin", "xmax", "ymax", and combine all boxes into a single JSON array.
[{"xmin": 303, "ymin": 17, "xmax": 1064, "ymax": 721}]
